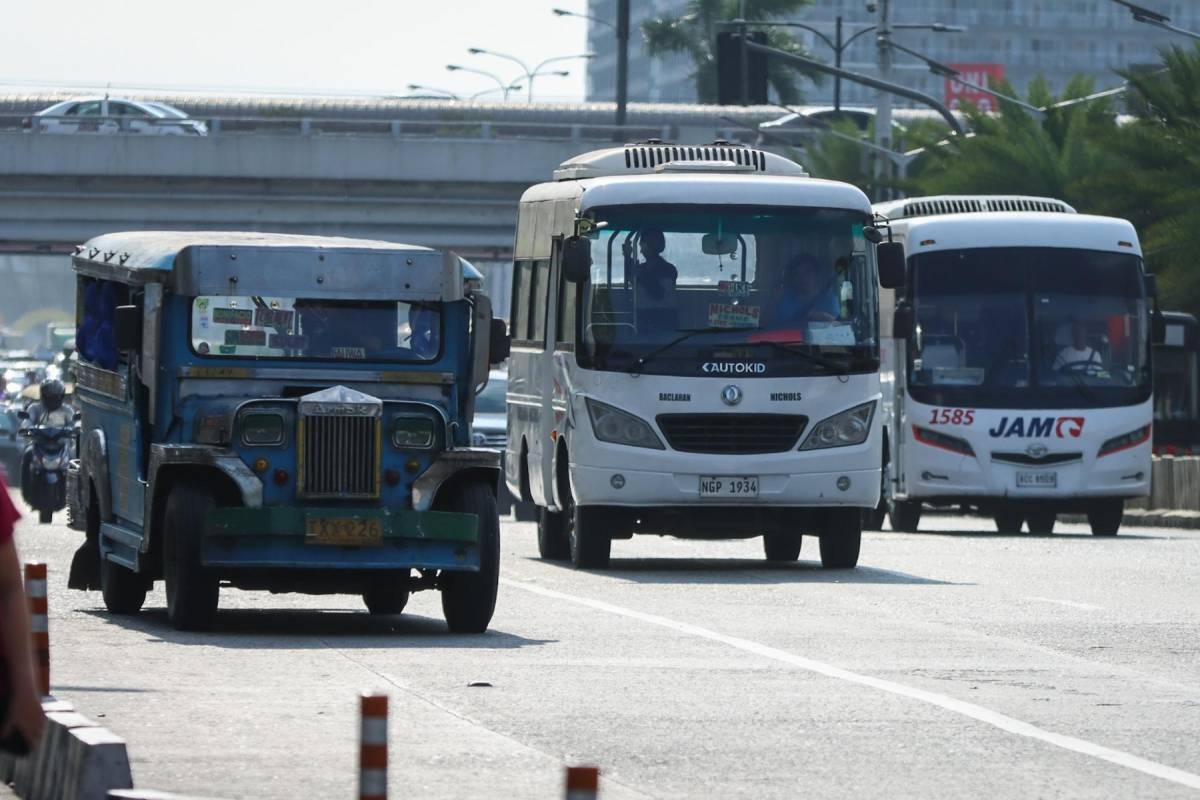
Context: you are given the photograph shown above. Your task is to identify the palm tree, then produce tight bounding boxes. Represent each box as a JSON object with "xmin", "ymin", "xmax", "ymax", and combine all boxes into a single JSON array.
[
  {"xmin": 903, "ymin": 75, "xmax": 1119, "ymax": 209},
  {"xmin": 642, "ymin": 0, "xmax": 818, "ymax": 104}
]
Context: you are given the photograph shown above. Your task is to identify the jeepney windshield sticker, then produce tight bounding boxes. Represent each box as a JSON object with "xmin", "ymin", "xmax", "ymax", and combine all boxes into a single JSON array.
[
  {"xmin": 213, "ymin": 307, "xmax": 254, "ymax": 326},
  {"xmin": 331, "ymin": 346, "xmax": 366, "ymax": 359},
  {"xmin": 269, "ymin": 333, "xmax": 309, "ymax": 350},
  {"xmin": 224, "ymin": 329, "xmax": 267, "ymax": 347},
  {"xmin": 255, "ymin": 307, "xmax": 294, "ymax": 328}
]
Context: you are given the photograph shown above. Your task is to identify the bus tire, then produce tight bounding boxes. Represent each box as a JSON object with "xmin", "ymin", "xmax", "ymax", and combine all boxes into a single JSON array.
[
  {"xmin": 888, "ymin": 498, "xmax": 921, "ymax": 532},
  {"xmin": 100, "ymin": 555, "xmax": 147, "ymax": 615},
  {"xmin": 438, "ymin": 481, "xmax": 499, "ymax": 633},
  {"xmin": 762, "ymin": 531, "xmax": 802, "ymax": 562},
  {"xmin": 1026, "ymin": 510, "xmax": 1056, "ymax": 534},
  {"xmin": 1087, "ymin": 500, "xmax": 1123, "ymax": 536},
  {"xmin": 568, "ymin": 503, "xmax": 611, "ymax": 570},
  {"xmin": 536, "ymin": 506, "xmax": 570, "ymax": 560},
  {"xmin": 862, "ymin": 502, "xmax": 886, "ymax": 531},
  {"xmin": 164, "ymin": 484, "xmax": 220, "ymax": 631},
  {"xmin": 993, "ymin": 509, "xmax": 1024, "ymax": 534},
  {"xmin": 819, "ymin": 509, "xmax": 861, "ymax": 569}
]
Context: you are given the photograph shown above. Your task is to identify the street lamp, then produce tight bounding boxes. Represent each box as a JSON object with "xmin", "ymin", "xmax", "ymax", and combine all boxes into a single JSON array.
[
  {"xmin": 446, "ymin": 64, "xmax": 521, "ymax": 100},
  {"xmin": 406, "ymin": 84, "xmax": 460, "ymax": 100},
  {"xmin": 744, "ymin": 19, "xmax": 965, "ymax": 112},
  {"xmin": 1112, "ymin": 0, "xmax": 1200, "ymax": 41},
  {"xmin": 467, "ymin": 47, "xmax": 595, "ymax": 101},
  {"xmin": 552, "ymin": 7, "xmax": 616, "ymax": 31}
]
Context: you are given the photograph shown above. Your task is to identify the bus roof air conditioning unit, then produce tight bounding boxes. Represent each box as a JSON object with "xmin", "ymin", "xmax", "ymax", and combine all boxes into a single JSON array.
[
  {"xmin": 553, "ymin": 142, "xmax": 808, "ymax": 180},
  {"xmin": 874, "ymin": 195, "xmax": 1077, "ymax": 220}
]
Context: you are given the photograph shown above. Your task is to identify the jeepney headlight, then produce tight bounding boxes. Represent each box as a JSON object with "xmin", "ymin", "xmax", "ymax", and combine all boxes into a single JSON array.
[
  {"xmin": 240, "ymin": 412, "xmax": 286, "ymax": 446},
  {"xmin": 585, "ymin": 398, "xmax": 664, "ymax": 450},
  {"xmin": 799, "ymin": 402, "xmax": 875, "ymax": 451},
  {"xmin": 392, "ymin": 415, "xmax": 435, "ymax": 449}
]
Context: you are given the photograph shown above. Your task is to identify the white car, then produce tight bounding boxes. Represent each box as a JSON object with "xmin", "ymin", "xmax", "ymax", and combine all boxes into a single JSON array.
[{"xmin": 22, "ymin": 97, "xmax": 207, "ymax": 136}]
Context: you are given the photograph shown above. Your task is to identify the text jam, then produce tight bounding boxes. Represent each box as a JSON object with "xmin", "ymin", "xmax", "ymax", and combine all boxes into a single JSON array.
[{"xmin": 987, "ymin": 416, "xmax": 1085, "ymax": 438}]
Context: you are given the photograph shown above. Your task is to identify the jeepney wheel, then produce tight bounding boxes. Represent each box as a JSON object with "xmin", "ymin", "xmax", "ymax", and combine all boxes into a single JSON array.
[
  {"xmin": 536, "ymin": 506, "xmax": 570, "ymax": 561},
  {"xmin": 437, "ymin": 481, "xmax": 499, "ymax": 634},
  {"xmin": 163, "ymin": 484, "xmax": 220, "ymax": 631},
  {"xmin": 100, "ymin": 536, "xmax": 148, "ymax": 615},
  {"xmin": 887, "ymin": 498, "xmax": 921, "ymax": 532},
  {"xmin": 993, "ymin": 509, "xmax": 1024, "ymax": 534},
  {"xmin": 818, "ymin": 508, "xmax": 862, "ymax": 569},
  {"xmin": 762, "ymin": 531, "xmax": 803, "ymax": 562},
  {"xmin": 363, "ymin": 583, "xmax": 409, "ymax": 616},
  {"xmin": 1087, "ymin": 499, "xmax": 1123, "ymax": 536},
  {"xmin": 567, "ymin": 497, "xmax": 611, "ymax": 570},
  {"xmin": 1026, "ymin": 510, "xmax": 1056, "ymax": 534}
]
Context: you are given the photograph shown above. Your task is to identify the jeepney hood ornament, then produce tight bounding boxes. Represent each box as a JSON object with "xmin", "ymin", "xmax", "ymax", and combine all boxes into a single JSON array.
[{"xmin": 297, "ymin": 385, "xmax": 383, "ymax": 417}]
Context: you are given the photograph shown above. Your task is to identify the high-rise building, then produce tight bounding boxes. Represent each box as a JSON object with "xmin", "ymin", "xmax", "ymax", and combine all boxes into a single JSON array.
[{"xmin": 586, "ymin": 0, "xmax": 1200, "ymax": 109}]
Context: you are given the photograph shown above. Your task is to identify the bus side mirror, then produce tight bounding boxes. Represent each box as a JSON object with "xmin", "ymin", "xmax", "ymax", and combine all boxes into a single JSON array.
[
  {"xmin": 877, "ymin": 242, "xmax": 906, "ymax": 289},
  {"xmin": 893, "ymin": 303, "xmax": 915, "ymax": 340},
  {"xmin": 488, "ymin": 318, "xmax": 510, "ymax": 365},
  {"xmin": 1152, "ymin": 309, "xmax": 1166, "ymax": 345},
  {"xmin": 114, "ymin": 305, "xmax": 142, "ymax": 351},
  {"xmin": 562, "ymin": 236, "xmax": 592, "ymax": 283}
]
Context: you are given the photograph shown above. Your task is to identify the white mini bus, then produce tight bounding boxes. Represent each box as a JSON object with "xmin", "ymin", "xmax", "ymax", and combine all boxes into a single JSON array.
[
  {"xmin": 871, "ymin": 196, "xmax": 1158, "ymax": 536},
  {"xmin": 505, "ymin": 141, "xmax": 904, "ymax": 568}
]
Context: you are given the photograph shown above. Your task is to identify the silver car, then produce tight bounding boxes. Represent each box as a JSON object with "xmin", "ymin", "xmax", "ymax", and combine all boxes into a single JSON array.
[{"xmin": 23, "ymin": 97, "xmax": 207, "ymax": 136}]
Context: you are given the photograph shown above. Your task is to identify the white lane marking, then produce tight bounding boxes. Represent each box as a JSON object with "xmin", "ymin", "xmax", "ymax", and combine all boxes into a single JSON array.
[
  {"xmin": 1027, "ymin": 596, "xmax": 1105, "ymax": 611},
  {"xmin": 502, "ymin": 577, "xmax": 1200, "ymax": 791}
]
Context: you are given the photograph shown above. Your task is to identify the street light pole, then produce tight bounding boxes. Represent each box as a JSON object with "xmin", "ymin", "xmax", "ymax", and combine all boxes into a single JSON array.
[
  {"xmin": 874, "ymin": 0, "xmax": 893, "ymax": 201},
  {"xmin": 616, "ymin": 0, "xmax": 629, "ymax": 131},
  {"xmin": 834, "ymin": 16, "xmax": 843, "ymax": 112}
]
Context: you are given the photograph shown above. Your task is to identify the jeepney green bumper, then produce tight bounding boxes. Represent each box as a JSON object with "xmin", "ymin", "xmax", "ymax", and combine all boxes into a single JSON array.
[{"xmin": 202, "ymin": 506, "xmax": 481, "ymax": 570}]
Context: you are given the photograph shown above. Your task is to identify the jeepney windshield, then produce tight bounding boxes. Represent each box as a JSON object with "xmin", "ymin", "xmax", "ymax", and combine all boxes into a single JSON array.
[{"xmin": 190, "ymin": 297, "xmax": 441, "ymax": 361}]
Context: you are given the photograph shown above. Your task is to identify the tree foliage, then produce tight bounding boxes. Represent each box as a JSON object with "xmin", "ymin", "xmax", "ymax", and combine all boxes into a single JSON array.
[{"xmin": 641, "ymin": 0, "xmax": 818, "ymax": 104}]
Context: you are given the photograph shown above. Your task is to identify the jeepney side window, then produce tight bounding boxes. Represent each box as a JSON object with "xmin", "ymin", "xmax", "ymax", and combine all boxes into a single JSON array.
[{"xmin": 76, "ymin": 277, "xmax": 123, "ymax": 370}]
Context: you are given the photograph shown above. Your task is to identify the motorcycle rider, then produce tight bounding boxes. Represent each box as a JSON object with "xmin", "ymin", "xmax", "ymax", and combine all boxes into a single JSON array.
[{"xmin": 20, "ymin": 380, "xmax": 74, "ymax": 491}]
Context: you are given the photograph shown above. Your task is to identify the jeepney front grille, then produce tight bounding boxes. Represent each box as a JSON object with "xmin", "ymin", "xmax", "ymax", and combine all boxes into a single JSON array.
[{"xmin": 300, "ymin": 415, "xmax": 380, "ymax": 498}]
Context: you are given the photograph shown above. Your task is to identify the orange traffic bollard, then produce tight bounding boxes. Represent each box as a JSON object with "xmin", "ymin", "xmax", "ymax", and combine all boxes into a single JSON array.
[
  {"xmin": 25, "ymin": 563, "xmax": 49, "ymax": 696},
  {"xmin": 359, "ymin": 693, "xmax": 388, "ymax": 800},
  {"xmin": 565, "ymin": 765, "xmax": 600, "ymax": 800}
]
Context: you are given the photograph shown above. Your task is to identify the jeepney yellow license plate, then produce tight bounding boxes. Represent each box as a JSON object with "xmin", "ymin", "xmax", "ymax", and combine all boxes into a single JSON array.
[{"xmin": 305, "ymin": 516, "xmax": 383, "ymax": 546}]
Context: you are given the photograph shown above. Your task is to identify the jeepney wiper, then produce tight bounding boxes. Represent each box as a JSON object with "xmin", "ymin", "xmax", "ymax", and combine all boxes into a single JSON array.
[{"xmin": 626, "ymin": 327, "xmax": 732, "ymax": 375}]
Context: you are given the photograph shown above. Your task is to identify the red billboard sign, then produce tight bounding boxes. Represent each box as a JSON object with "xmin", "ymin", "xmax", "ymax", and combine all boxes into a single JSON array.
[{"xmin": 944, "ymin": 63, "xmax": 1006, "ymax": 112}]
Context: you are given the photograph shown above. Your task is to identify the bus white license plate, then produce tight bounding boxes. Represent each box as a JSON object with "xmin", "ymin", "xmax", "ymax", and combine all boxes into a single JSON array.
[
  {"xmin": 699, "ymin": 476, "xmax": 759, "ymax": 498},
  {"xmin": 1016, "ymin": 471, "xmax": 1057, "ymax": 489}
]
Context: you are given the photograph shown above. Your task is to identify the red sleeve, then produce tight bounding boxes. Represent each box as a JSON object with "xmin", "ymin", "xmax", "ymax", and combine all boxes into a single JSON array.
[{"xmin": 0, "ymin": 477, "xmax": 20, "ymax": 545}]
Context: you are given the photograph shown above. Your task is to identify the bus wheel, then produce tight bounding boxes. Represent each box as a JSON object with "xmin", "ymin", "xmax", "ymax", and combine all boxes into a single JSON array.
[
  {"xmin": 438, "ymin": 481, "xmax": 499, "ymax": 633},
  {"xmin": 536, "ymin": 506, "xmax": 570, "ymax": 561},
  {"xmin": 1026, "ymin": 510, "xmax": 1056, "ymax": 534},
  {"xmin": 567, "ymin": 498, "xmax": 611, "ymax": 570},
  {"xmin": 164, "ymin": 484, "xmax": 220, "ymax": 631},
  {"xmin": 993, "ymin": 509, "xmax": 1024, "ymax": 534},
  {"xmin": 819, "ymin": 509, "xmax": 861, "ymax": 569},
  {"xmin": 763, "ymin": 531, "xmax": 802, "ymax": 562},
  {"xmin": 1087, "ymin": 500, "xmax": 1123, "ymax": 536},
  {"xmin": 888, "ymin": 498, "xmax": 921, "ymax": 532}
]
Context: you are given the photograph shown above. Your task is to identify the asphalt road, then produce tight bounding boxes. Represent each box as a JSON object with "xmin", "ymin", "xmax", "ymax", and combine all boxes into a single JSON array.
[{"xmin": 11, "ymin": 496, "xmax": 1200, "ymax": 799}]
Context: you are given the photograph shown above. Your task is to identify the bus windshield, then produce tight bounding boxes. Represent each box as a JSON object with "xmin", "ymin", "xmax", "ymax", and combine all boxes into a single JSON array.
[
  {"xmin": 907, "ymin": 247, "xmax": 1149, "ymax": 409},
  {"xmin": 577, "ymin": 205, "xmax": 878, "ymax": 377},
  {"xmin": 190, "ymin": 297, "xmax": 441, "ymax": 362}
]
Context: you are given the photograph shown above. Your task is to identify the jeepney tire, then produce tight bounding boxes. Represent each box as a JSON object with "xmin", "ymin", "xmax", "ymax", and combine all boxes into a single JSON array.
[
  {"xmin": 1087, "ymin": 499, "xmax": 1123, "ymax": 536},
  {"xmin": 363, "ymin": 585, "xmax": 409, "ymax": 616},
  {"xmin": 569, "ymin": 503, "xmax": 611, "ymax": 570},
  {"xmin": 163, "ymin": 484, "xmax": 220, "ymax": 631},
  {"xmin": 819, "ymin": 509, "xmax": 862, "ymax": 569},
  {"xmin": 993, "ymin": 509, "xmax": 1024, "ymax": 534},
  {"xmin": 887, "ymin": 498, "xmax": 921, "ymax": 532},
  {"xmin": 101, "ymin": 555, "xmax": 147, "ymax": 615},
  {"xmin": 536, "ymin": 506, "xmax": 570, "ymax": 561},
  {"xmin": 862, "ymin": 502, "xmax": 886, "ymax": 531},
  {"xmin": 1026, "ymin": 510, "xmax": 1056, "ymax": 534},
  {"xmin": 762, "ymin": 531, "xmax": 803, "ymax": 562},
  {"xmin": 438, "ymin": 481, "xmax": 499, "ymax": 634}
]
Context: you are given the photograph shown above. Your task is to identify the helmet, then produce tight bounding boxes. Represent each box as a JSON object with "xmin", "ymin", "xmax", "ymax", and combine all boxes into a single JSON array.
[{"xmin": 40, "ymin": 379, "xmax": 65, "ymax": 411}]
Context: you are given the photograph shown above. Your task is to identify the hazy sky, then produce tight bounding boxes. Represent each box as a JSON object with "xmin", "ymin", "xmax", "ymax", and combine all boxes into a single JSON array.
[{"xmin": 0, "ymin": 1, "xmax": 593, "ymax": 100}]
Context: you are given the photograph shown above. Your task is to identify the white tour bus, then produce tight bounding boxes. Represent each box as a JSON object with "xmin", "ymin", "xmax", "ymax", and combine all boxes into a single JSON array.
[
  {"xmin": 505, "ymin": 141, "xmax": 904, "ymax": 569},
  {"xmin": 871, "ymin": 195, "xmax": 1158, "ymax": 536}
]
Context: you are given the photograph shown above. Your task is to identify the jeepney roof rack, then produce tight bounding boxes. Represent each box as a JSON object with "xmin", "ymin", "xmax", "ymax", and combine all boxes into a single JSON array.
[
  {"xmin": 553, "ymin": 140, "xmax": 808, "ymax": 181},
  {"xmin": 874, "ymin": 195, "xmax": 1077, "ymax": 220}
]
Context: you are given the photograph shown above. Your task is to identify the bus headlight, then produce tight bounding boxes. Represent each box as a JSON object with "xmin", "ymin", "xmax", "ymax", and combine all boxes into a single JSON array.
[
  {"xmin": 1098, "ymin": 425, "xmax": 1151, "ymax": 457},
  {"xmin": 585, "ymin": 398, "xmax": 664, "ymax": 450},
  {"xmin": 799, "ymin": 402, "xmax": 875, "ymax": 451}
]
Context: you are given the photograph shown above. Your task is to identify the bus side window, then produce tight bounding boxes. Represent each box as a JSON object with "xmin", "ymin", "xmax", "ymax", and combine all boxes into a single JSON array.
[
  {"xmin": 511, "ymin": 261, "xmax": 532, "ymax": 343},
  {"xmin": 557, "ymin": 271, "xmax": 576, "ymax": 347},
  {"xmin": 530, "ymin": 261, "xmax": 550, "ymax": 348}
]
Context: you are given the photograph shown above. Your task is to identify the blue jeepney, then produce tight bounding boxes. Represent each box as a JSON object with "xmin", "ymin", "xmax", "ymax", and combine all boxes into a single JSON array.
[{"xmin": 66, "ymin": 232, "xmax": 509, "ymax": 632}]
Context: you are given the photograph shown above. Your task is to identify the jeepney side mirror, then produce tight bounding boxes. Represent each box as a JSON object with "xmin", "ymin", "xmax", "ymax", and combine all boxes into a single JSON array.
[
  {"xmin": 488, "ymin": 318, "xmax": 510, "ymax": 365},
  {"xmin": 562, "ymin": 236, "xmax": 592, "ymax": 283},
  {"xmin": 877, "ymin": 242, "xmax": 906, "ymax": 289},
  {"xmin": 114, "ymin": 305, "xmax": 142, "ymax": 352},
  {"xmin": 893, "ymin": 302, "xmax": 915, "ymax": 340}
]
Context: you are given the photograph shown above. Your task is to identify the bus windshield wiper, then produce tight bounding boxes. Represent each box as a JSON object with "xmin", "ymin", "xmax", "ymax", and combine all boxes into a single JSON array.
[{"xmin": 626, "ymin": 327, "xmax": 733, "ymax": 375}]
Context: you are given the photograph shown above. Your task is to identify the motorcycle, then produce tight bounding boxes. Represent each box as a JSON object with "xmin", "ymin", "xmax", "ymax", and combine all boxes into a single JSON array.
[{"xmin": 19, "ymin": 420, "xmax": 74, "ymax": 524}]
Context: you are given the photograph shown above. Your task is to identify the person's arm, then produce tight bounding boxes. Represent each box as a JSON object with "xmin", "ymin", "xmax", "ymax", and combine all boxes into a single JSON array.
[{"xmin": 0, "ymin": 537, "xmax": 44, "ymax": 748}]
